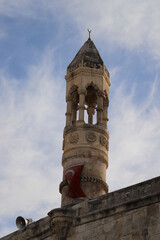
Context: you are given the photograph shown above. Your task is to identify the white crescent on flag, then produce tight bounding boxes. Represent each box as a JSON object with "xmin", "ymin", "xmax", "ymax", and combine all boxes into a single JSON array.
[{"xmin": 65, "ymin": 169, "xmax": 75, "ymax": 177}]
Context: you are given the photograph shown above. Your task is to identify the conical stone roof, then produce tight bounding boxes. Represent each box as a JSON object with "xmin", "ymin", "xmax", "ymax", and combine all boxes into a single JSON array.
[{"xmin": 67, "ymin": 38, "xmax": 104, "ymax": 70}]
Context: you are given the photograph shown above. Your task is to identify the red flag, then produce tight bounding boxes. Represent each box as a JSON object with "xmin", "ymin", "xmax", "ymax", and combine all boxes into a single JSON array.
[{"xmin": 64, "ymin": 165, "xmax": 86, "ymax": 198}]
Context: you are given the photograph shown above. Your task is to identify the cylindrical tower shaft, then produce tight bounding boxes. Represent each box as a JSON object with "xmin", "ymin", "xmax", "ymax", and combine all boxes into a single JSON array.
[{"xmin": 60, "ymin": 37, "xmax": 111, "ymax": 206}]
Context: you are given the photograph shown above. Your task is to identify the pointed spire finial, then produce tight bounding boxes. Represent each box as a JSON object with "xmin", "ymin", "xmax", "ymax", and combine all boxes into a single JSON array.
[{"xmin": 87, "ymin": 29, "xmax": 92, "ymax": 40}]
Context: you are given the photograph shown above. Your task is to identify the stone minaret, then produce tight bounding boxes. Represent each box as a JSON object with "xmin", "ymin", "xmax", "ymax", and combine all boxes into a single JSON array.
[{"xmin": 60, "ymin": 35, "xmax": 111, "ymax": 206}]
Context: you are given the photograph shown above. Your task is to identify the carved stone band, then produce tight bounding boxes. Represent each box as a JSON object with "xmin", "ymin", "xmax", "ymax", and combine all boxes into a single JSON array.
[
  {"xmin": 99, "ymin": 135, "xmax": 109, "ymax": 150},
  {"xmin": 59, "ymin": 175, "xmax": 108, "ymax": 193},
  {"xmin": 81, "ymin": 175, "xmax": 108, "ymax": 193},
  {"xmin": 69, "ymin": 132, "xmax": 79, "ymax": 144},
  {"xmin": 86, "ymin": 131, "xmax": 96, "ymax": 142},
  {"xmin": 59, "ymin": 180, "xmax": 68, "ymax": 193}
]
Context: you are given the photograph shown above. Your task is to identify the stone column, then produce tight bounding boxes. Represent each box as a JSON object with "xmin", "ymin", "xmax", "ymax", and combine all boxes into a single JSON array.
[
  {"xmin": 65, "ymin": 95, "xmax": 72, "ymax": 127},
  {"xmin": 103, "ymin": 98, "xmax": 109, "ymax": 129},
  {"xmin": 87, "ymin": 106, "xmax": 95, "ymax": 124},
  {"xmin": 77, "ymin": 89, "xmax": 86, "ymax": 124},
  {"xmin": 97, "ymin": 91, "xmax": 103, "ymax": 124},
  {"xmin": 72, "ymin": 104, "xmax": 77, "ymax": 125}
]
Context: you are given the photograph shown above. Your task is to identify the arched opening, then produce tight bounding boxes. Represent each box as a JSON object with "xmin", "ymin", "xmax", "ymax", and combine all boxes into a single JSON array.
[
  {"xmin": 70, "ymin": 86, "xmax": 79, "ymax": 125},
  {"xmin": 85, "ymin": 85, "xmax": 97, "ymax": 125},
  {"xmin": 84, "ymin": 104, "xmax": 88, "ymax": 123}
]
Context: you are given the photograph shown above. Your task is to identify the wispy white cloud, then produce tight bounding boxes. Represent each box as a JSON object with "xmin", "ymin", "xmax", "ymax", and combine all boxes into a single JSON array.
[
  {"xmin": 0, "ymin": 29, "xmax": 6, "ymax": 40},
  {"xmin": 1, "ymin": 1, "xmax": 160, "ymax": 63},
  {"xmin": 0, "ymin": 0, "xmax": 61, "ymax": 19},
  {"xmin": 0, "ymin": 0, "xmax": 160, "ymax": 237},
  {"xmin": 0, "ymin": 48, "xmax": 65, "ymax": 236},
  {"xmin": 0, "ymin": 0, "xmax": 34, "ymax": 18},
  {"xmin": 1, "ymin": 64, "xmax": 160, "ymax": 236},
  {"xmin": 62, "ymin": 0, "xmax": 160, "ymax": 63},
  {"xmin": 108, "ymin": 71, "xmax": 160, "ymax": 191}
]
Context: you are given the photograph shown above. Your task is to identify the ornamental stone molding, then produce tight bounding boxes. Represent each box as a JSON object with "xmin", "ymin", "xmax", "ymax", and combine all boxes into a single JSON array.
[
  {"xmin": 59, "ymin": 175, "xmax": 108, "ymax": 194},
  {"xmin": 59, "ymin": 179, "xmax": 68, "ymax": 193},
  {"xmin": 69, "ymin": 132, "xmax": 79, "ymax": 144},
  {"xmin": 86, "ymin": 131, "xmax": 96, "ymax": 142},
  {"xmin": 81, "ymin": 175, "xmax": 108, "ymax": 193},
  {"xmin": 99, "ymin": 135, "xmax": 109, "ymax": 150}
]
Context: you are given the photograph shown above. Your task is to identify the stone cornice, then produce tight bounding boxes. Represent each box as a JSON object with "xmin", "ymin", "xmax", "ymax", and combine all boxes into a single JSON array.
[
  {"xmin": 65, "ymin": 66, "xmax": 110, "ymax": 86},
  {"xmin": 74, "ymin": 192, "xmax": 160, "ymax": 226},
  {"xmin": 62, "ymin": 147, "xmax": 108, "ymax": 166}
]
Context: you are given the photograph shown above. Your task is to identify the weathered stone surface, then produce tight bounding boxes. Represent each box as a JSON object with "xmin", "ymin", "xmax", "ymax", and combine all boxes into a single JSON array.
[{"xmin": 2, "ymin": 176, "xmax": 160, "ymax": 240}]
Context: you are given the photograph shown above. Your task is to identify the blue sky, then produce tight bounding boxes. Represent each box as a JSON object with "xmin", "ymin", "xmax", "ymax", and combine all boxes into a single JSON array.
[{"xmin": 0, "ymin": 0, "xmax": 160, "ymax": 237}]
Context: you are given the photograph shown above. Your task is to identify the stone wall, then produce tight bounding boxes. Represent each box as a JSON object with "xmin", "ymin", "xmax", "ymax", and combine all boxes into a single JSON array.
[{"xmin": 1, "ymin": 176, "xmax": 160, "ymax": 240}]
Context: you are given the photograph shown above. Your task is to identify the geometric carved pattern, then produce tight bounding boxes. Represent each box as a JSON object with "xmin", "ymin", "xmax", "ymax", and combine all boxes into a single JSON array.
[
  {"xmin": 99, "ymin": 135, "xmax": 109, "ymax": 150},
  {"xmin": 86, "ymin": 131, "xmax": 96, "ymax": 142},
  {"xmin": 69, "ymin": 132, "xmax": 79, "ymax": 144}
]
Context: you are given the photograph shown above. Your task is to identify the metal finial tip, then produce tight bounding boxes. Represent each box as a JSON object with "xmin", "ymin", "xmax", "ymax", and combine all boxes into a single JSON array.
[{"xmin": 87, "ymin": 29, "xmax": 92, "ymax": 40}]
